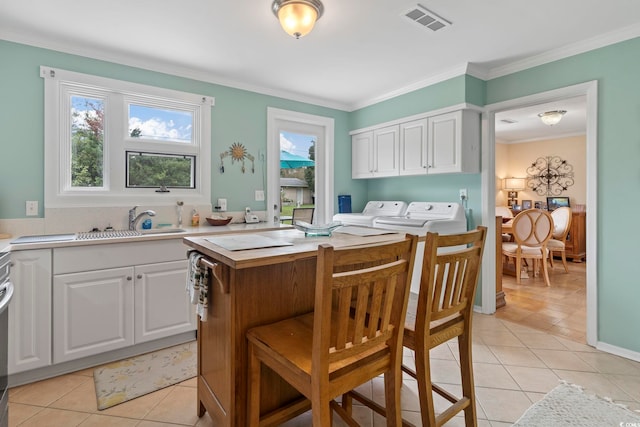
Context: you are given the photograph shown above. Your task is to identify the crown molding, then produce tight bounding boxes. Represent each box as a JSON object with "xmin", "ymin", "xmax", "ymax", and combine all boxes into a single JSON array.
[{"xmin": 487, "ymin": 22, "xmax": 640, "ymax": 80}]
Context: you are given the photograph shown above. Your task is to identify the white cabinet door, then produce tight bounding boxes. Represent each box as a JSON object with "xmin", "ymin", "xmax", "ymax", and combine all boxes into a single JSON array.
[
  {"xmin": 53, "ymin": 267, "xmax": 134, "ymax": 363},
  {"xmin": 427, "ymin": 110, "xmax": 479, "ymax": 174},
  {"xmin": 8, "ymin": 249, "xmax": 52, "ymax": 374},
  {"xmin": 372, "ymin": 125, "xmax": 399, "ymax": 177},
  {"xmin": 352, "ymin": 131, "xmax": 374, "ymax": 178},
  {"xmin": 134, "ymin": 260, "xmax": 195, "ymax": 344},
  {"xmin": 399, "ymin": 118, "xmax": 428, "ymax": 176}
]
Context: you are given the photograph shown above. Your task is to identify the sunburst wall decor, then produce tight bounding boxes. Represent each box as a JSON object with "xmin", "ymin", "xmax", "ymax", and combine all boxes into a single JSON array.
[
  {"xmin": 526, "ymin": 155, "xmax": 574, "ymax": 196},
  {"xmin": 219, "ymin": 142, "xmax": 255, "ymax": 173}
]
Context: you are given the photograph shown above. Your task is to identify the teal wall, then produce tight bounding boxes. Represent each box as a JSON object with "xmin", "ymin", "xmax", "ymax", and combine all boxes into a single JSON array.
[
  {"xmin": 2, "ymin": 36, "xmax": 640, "ymax": 354},
  {"xmin": 0, "ymin": 40, "xmax": 352, "ymax": 217},
  {"xmin": 487, "ymin": 37, "xmax": 640, "ymax": 353}
]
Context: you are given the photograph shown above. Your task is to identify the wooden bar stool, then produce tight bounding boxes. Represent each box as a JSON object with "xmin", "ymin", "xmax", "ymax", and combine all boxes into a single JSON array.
[
  {"xmin": 344, "ymin": 226, "xmax": 487, "ymax": 427},
  {"xmin": 246, "ymin": 234, "xmax": 418, "ymax": 426}
]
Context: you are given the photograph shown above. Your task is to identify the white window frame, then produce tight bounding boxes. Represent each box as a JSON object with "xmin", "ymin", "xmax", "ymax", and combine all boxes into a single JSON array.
[{"xmin": 42, "ymin": 66, "xmax": 213, "ymax": 208}]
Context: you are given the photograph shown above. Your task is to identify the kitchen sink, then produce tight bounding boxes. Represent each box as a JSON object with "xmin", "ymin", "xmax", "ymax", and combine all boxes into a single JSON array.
[{"xmin": 76, "ymin": 228, "xmax": 186, "ymax": 240}]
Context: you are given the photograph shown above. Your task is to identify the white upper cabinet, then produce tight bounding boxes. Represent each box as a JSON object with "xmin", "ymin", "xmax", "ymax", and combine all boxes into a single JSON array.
[
  {"xmin": 355, "ymin": 108, "xmax": 480, "ymax": 179},
  {"xmin": 352, "ymin": 125, "xmax": 399, "ymax": 178}
]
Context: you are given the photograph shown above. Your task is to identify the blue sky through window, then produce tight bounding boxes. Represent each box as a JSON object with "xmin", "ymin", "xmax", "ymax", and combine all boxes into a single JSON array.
[
  {"xmin": 128, "ymin": 104, "xmax": 192, "ymax": 143},
  {"xmin": 280, "ymin": 131, "xmax": 315, "ymax": 159}
]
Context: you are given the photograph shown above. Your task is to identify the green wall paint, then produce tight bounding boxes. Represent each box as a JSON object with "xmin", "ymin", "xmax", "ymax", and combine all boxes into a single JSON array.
[
  {"xmin": 0, "ymin": 40, "xmax": 351, "ymax": 217},
  {"xmin": 488, "ymin": 37, "xmax": 640, "ymax": 352},
  {"xmin": 2, "ymin": 35, "xmax": 640, "ymax": 355}
]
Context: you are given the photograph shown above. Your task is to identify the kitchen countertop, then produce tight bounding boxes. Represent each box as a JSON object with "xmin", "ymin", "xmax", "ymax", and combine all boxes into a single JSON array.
[{"xmin": 0, "ymin": 221, "xmax": 293, "ymax": 253}]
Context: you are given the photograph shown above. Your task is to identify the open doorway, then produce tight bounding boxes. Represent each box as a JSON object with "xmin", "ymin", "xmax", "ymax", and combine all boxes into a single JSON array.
[{"xmin": 480, "ymin": 81, "xmax": 598, "ymax": 346}]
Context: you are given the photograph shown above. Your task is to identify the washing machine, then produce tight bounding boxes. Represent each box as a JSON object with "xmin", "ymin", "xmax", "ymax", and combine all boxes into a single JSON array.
[
  {"xmin": 332, "ymin": 200, "xmax": 408, "ymax": 227},
  {"xmin": 373, "ymin": 202, "xmax": 467, "ymax": 293}
]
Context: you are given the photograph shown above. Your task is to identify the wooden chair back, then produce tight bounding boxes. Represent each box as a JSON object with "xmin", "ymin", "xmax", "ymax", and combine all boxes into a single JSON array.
[
  {"xmin": 550, "ymin": 206, "xmax": 572, "ymax": 241},
  {"xmin": 314, "ymin": 234, "xmax": 418, "ymax": 374},
  {"xmin": 511, "ymin": 208, "xmax": 554, "ymax": 248},
  {"xmin": 292, "ymin": 207, "xmax": 314, "ymax": 224}
]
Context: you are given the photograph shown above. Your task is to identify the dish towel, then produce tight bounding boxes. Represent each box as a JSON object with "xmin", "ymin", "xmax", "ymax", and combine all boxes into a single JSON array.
[{"xmin": 186, "ymin": 251, "xmax": 209, "ymax": 322}]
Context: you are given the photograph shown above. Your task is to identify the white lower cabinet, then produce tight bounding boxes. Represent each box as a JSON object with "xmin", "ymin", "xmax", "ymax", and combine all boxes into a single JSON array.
[
  {"xmin": 53, "ymin": 267, "xmax": 135, "ymax": 363},
  {"xmin": 8, "ymin": 249, "xmax": 52, "ymax": 374},
  {"xmin": 52, "ymin": 240, "xmax": 194, "ymax": 364},
  {"xmin": 134, "ymin": 260, "xmax": 194, "ymax": 344}
]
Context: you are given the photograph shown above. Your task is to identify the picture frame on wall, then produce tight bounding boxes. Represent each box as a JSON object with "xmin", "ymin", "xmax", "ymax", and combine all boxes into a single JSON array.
[
  {"xmin": 522, "ymin": 200, "xmax": 532, "ymax": 210},
  {"xmin": 508, "ymin": 199, "xmax": 517, "ymax": 208},
  {"xmin": 507, "ymin": 191, "xmax": 518, "ymax": 199},
  {"xmin": 534, "ymin": 201, "xmax": 542, "ymax": 209}
]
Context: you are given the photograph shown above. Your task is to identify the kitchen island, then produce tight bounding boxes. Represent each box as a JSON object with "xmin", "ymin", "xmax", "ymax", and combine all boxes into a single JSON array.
[{"xmin": 183, "ymin": 228, "xmax": 406, "ymax": 427}]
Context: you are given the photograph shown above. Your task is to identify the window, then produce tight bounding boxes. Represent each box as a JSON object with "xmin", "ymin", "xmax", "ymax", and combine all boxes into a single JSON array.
[{"xmin": 42, "ymin": 66, "xmax": 213, "ymax": 207}]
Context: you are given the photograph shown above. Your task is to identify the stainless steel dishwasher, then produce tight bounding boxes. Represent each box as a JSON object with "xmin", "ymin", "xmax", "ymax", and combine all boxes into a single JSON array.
[{"xmin": 0, "ymin": 252, "xmax": 13, "ymax": 427}]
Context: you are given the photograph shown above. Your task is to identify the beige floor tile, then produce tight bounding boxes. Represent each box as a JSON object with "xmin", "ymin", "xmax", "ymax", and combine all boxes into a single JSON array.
[
  {"xmin": 475, "ymin": 330, "xmax": 524, "ymax": 347},
  {"xmin": 605, "ymin": 373, "xmax": 640, "ymax": 401},
  {"xmin": 77, "ymin": 413, "xmax": 139, "ymax": 426},
  {"xmin": 449, "ymin": 343, "xmax": 500, "ymax": 364},
  {"xmin": 489, "ymin": 345, "xmax": 546, "ymax": 368},
  {"xmin": 514, "ymin": 332, "xmax": 568, "ymax": 350},
  {"xmin": 552, "ymin": 370, "xmax": 634, "ymax": 401},
  {"xmin": 9, "ymin": 374, "xmax": 88, "ymax": 407},
  {"xmin": 428, "ymin": 359, "xmax": 462, "ymax": 385},
  {"xmin": 143, "ymin": 385, "xmax": 200, "ymax": 425},
  {"xmin": 532, "ymin": 348, "xmax": 598, "ymax": 371},
  {"xmin": 475, "ymin": 387, "xmax": 532, "ymax": 423},
  {"xmin": 575, "ymin": 351, "xmax": 640, "ymax": 376},
  {"xmin": 7, "ymin": 402, "xmax": 44, "ymax": 426},
  {"xmin": 137, "ymin": 422, "xmax": 188, "ymax": 427},
  {"xmin": 472, "ymin": 362, "xmax": 520, "ymax": 390},
  {"xmin": 49, "ymin": 377, "xmax": 98, "ymax": 413},
  {"xmin": 504, "ymin": 366, "xmax": 560, "ymax": 393},
  {"xmin": 193, "ymin": 412, "xmax": 216, "ymax": 427},
  {"xmin": 16, "ymin": 407, "xmax": 91, "ymax": 427}
]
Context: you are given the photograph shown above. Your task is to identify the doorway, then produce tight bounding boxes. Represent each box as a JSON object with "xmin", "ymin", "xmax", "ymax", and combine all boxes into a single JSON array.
[
  {"xmin": 266, "ymin": 108, "xmax": 335, "ymax": 225},
  {"xmin": 480, "ymin": 81, "xmax": 598, "ymax": 346}
]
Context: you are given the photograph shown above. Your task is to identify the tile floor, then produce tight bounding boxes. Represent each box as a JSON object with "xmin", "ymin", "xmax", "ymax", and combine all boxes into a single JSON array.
[{"xmin": 9, "ymin": 312, "xmax": 640, "ymax": 426}]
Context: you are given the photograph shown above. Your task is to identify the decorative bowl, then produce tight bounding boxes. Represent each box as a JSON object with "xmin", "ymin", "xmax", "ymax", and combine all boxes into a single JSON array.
[
  {"xmin": 206, "ymin": 216, "xmax": 232, "ymax": 226},
  {"xmin": 294, "ymin": 221, "xmax": 343, "ymax": 237}
]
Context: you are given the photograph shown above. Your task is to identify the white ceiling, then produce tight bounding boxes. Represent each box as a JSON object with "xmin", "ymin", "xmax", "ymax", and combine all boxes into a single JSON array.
[{"xmin": 1, "ymin": 1, "xmax": 638, "ymax": 118}]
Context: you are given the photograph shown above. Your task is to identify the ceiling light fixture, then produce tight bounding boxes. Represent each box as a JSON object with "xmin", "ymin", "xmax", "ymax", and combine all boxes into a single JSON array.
[
  {"xmin": 537, "ymin": 110, "xmax": 567, "ymax": 126},
  {"xmin": 272, "ymin": 0, "xmax": 324, "ymax": 39}
]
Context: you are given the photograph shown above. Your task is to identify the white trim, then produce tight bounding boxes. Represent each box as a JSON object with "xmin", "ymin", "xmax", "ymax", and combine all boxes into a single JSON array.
[
  {"xmin": 596, "ymin": 341, "xmax": 640, "ymax": 364},
  {"xmin": 481, "ymin": 81, "xmax": 598, "ymax": 347},
  {"xmin": 267, "ymin": 108, "xmax": 334, "ymax": 225},
  {"xmin": 499, "ymin": 131, "xmax": 587, "ymax": 145}
]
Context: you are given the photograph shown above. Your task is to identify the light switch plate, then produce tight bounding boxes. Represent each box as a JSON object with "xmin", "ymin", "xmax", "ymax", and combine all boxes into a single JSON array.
[
  {"xmin": 255, "ymin": 190, "xmax": 265, "ymax": 201},
  {"xmin": 26, "ymin": 200, "xmax": 38, "ymax": 216}
]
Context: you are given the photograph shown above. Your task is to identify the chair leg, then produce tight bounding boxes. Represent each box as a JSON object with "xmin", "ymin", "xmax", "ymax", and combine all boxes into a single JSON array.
[
  {"xmin": 458, "ymin": 332, "xmax": 478, "ymax": 427},
  {"xmin": 311, "ymin": 396, "xmax": 331, "ymax": 426},
  {"xmin": 414, "ymin": 342, "xmax": 437, "ymax": 427},
  {"xmin": 384, "ymin": 367, "xmax": 403, "ymax": 427},
  {"xmin": 515, "ymin": 256, "xmax": 522, "ymax": 284},
  {"xmin": 560, "ymin": 251, "xmax": 569, "ymax": 273},
  {"xmin": 247, "ymin": 343, "xmax": 262, "ymax": 427},
  {"xmin": 548, "ymin": 251, "xmax": 555, "ymax": 268},
  {"xmin": 540, "ymin": 253, "xmax": 551, "ymax": 287}
]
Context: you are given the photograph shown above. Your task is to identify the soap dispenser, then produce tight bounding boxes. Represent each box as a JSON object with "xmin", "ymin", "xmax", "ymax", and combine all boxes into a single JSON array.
[{"xmin": 191, "ymin": 209, "xmax": 200, "ymax": 226}]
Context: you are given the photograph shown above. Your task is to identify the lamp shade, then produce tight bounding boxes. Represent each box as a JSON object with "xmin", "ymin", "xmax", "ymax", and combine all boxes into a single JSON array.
[
  {"xmin": 272, "ymin": 0, "xmax": 324, "ymax": 39},
  {"xmin": 538, "ymin": 110, "xmax": 566, "ymax": 126},
  {"xmin": 503, "ymin": 177, "xmax": 526, "ymax": 190}
]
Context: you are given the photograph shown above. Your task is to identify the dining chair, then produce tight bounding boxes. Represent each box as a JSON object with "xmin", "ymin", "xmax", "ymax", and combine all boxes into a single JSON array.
[
  {"xmin": 343, "ymin": 226, "xmax": 487, "ymax": 427},
  {"xmin": 246, "ymin": 234, "xmax": 419, "ymax": 426},
  {"xmin": 502, "ymin": 209, "xmax": 554, "ymax": 287},
  {"xmin": 292, "ymin": 207, "xmax": 314, "ymax": 225},
  {"xmin": 548, "ymin": 206, "xmax": 572, "ymax": 273}
]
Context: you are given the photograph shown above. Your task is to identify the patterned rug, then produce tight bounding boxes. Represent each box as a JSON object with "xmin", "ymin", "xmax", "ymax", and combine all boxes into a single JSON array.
[
  {"xmin": 513, "ymin": 382, "xmax": 640, "ymax": 426},
  {"xmin": 93, "ymin": 341, "xmax": 197, "ymax": 410}
]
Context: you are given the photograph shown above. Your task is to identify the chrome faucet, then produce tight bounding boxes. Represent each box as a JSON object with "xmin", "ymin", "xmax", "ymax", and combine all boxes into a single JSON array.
[{"xmin": 128, "ymin": 206, "xmax": 157, "ymax": 230}]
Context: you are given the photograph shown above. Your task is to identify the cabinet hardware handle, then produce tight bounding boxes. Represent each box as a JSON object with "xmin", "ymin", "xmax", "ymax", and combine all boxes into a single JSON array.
[
  {"xmin": 137, "ymin": 274, "xmax": 142, "ymax": 279},
  {"xmin": 127, "ymin": 276, "xmax": 132, "ymax": 281},
  {"xmin": 198, "ymin": 258, "xmax": 228, "ymax": 294}
]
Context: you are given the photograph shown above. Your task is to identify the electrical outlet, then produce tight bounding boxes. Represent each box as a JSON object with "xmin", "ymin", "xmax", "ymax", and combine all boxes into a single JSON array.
[
  {"xmin": 459, "ymin": 189, "xmax": 468, "ymax": 201},
  {"xmin": 26, "ymin": 200, "xmax": 38, "ymax": 216},
  {"xmin": 217, "ymin": 198, "xmax": 227, "ymax": 211},
  {"xmin": 255, "ymin": 190, "xmax": 265, "ymax": 201}
]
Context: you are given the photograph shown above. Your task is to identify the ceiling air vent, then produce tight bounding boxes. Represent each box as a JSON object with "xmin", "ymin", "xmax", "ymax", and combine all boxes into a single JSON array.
[
  {"xmin": 404, "ymin": 4, "xmax": 451, "ymax": 32},
  {"xmin": 500, "ymin": 119, "xmax": 518, "ymax": 124}
]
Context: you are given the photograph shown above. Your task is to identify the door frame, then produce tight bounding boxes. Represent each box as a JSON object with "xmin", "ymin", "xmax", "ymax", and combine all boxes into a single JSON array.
[
  {"xmin": 480, "ymin": 80, "xmax": 598, "ymax": 346},
  {"xmin": 266, "ymin": 108, "xmax": 335, "ymax": 225}
]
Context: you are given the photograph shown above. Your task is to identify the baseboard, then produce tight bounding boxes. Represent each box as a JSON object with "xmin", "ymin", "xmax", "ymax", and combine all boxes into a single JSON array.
[{"xmin": 596, "ymin": 341, "xmax": 640, "ymax": 363}]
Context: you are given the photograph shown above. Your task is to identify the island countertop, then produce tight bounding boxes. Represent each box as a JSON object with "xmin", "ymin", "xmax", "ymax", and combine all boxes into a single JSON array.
[{"xmin": 183, "ymin": 227, "xmax": 406, "ymax": 270}]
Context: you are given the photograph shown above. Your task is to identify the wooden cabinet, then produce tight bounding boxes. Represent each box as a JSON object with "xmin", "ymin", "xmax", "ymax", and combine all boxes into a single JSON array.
[
  {"xmin": 352, "ymin": 125, "xmax": 399, "ymax": 178},
  {"xmin": 8, "ymin": 249, "xmax": 52, "ymax": 374},
  {"xmin": 564, "ymin": 211, "xmax": 586, "ymax": 262},
  {"xmin": 357, "ymin": 108, "xmax": 480, "ymax": 179}
]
